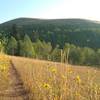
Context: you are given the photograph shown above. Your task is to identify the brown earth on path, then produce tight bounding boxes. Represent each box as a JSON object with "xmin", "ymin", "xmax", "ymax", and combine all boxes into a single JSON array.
[{"xmin": 0, "ymin": 61, "xmax": 29, "ymax": 100}]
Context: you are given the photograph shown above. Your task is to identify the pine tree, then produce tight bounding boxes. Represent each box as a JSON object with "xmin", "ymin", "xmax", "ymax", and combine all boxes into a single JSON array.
[
  {"xmin": 19, "ymin": 34, "xmax": 35, "ymax": 57},
  {"xmin": 7, "ymin": 36, "xmax": 18, "ymax": 55}
]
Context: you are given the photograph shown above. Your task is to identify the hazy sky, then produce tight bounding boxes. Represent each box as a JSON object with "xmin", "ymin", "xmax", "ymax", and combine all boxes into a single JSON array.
[{"xmin": 0, "ymin": 0, "xmax": 100, "ymax": 23}]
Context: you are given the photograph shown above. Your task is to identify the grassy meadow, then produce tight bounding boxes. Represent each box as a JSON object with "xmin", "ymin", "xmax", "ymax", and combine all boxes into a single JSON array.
[
  {"xmin": 10, "ymin": 56, "xmax": 100, "ymax": 100},
  {"xmin": 0, "ymin": 54, "xmax": 10, "ymax": 91}
]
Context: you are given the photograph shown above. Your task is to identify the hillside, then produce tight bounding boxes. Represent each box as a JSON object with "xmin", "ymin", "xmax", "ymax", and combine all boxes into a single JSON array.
[
  {"xmin": 0, "ymin": 54, "xmax": 100, "ymax": 99},
  {"xmin": 10, "ymin": 56, "xmax": 100, "ymax": 100},
  {"xmin": 1, "ymin": 18, "xmax": 100, "ymax": 48},
  {"xmin": 1, "ymin": 18, "xmax": 100, "ymax": 26}
]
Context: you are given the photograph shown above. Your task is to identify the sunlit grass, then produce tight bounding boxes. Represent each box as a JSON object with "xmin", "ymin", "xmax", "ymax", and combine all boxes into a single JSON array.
[
  {"xmin": 0, "ymin": 53, "xmax": 10, "ymax": 90},
  {"xmin": 11, "ymin": 56, "xmax": 100, "ymax": 100}
]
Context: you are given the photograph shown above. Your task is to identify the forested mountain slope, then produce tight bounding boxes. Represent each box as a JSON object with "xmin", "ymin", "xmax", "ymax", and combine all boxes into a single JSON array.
[{"xmin": 1, "ymin": 18, "xmax": 100, "ymax": 48}]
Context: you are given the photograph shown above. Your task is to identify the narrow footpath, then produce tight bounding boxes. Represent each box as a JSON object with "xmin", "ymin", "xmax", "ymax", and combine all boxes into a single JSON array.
[{"xmin": 0, "ymin": 61, "xmax": 29, "ymax": 100}]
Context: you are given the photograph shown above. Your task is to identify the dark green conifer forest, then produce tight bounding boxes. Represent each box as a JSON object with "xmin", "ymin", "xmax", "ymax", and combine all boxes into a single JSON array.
[{"xmin": 1, "ymin": 18, "xmax": 100, "ymax": 66}]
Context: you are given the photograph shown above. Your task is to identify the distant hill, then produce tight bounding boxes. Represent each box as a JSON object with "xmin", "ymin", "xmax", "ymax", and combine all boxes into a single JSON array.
[
  {"xmin": 1, "ymin": 18, "xmax": 100, "ymax": 48},
  {"xmin": 1, "ymin": 18, "xmax": 100, "ymax": 27}
]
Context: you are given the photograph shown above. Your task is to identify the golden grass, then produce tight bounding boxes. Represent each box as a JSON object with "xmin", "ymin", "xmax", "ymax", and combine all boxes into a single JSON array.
[
  {"xmin": 10, "ymin": 56, "xmax": 100, "ymax": 100},
  {"xmin": 0, "ymin": 54, "xmax": 10, "ymax": 91}
]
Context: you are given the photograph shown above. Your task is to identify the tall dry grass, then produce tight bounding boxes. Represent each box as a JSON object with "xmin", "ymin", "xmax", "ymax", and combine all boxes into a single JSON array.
[
  {"xmin": 0, "ymin": 54, "xmax": 10, "ymax": 91},
  {"xmin": 11, "ymin": 56, "xmax": 100, "ymax": 100}
]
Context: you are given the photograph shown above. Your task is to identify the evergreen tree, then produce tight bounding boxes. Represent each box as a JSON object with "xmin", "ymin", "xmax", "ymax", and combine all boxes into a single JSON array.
[
  {"xmin": 7, "ymin": 36, "xmax": 18, "ymax": 55},
  {"xmin": 19, "ymin": 34, "xmax": 35, "ymax": 57},
  {"xmin": 82, "ymin": 47, "xmax": 96, "ymax": 65},
  {"xmin": 51, "ymin": 45, "xmax": 61, "ymax": 61},
  {"xmin": 12, "ymin": 24, "xmax": 21, "ymax": 40},
  {"xmin": 32, "ymin": 31, "xmax": 39, "ymax": 42},
  {"xmin": 33, "ymin": 39, "xmax": 52, "ymax": 59}
]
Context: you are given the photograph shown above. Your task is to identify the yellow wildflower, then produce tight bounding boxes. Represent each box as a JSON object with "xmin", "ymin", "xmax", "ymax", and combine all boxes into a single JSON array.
[
  {"xmin": 0, "ymin": 54, "xmax": 10, "ymax": 77},
  {"xmin": 43, "ymin": 83, "xmax": 51, "ymax": 89},
  {"xmin": 49, "ymin": 66, "xmax": 57, "ymax": 74},
  {"xmin": 75, "ymin": 75, "xmax": 81, "ymax": 84}
]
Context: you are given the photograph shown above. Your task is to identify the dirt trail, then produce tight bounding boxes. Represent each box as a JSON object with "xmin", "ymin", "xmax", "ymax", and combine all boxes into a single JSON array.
[{"xmin": 0, "ymin": 61, "xmax": 29, "ymax": 100}]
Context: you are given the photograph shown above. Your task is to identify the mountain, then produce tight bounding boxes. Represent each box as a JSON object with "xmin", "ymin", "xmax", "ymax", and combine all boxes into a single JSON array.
[
  {"xmin": 1, "ymin": 18, "xmax": 100, "ymax": 48},
  {"xmin": 1, "ymin": 18, "xmax": 100, "ymax": 27}
]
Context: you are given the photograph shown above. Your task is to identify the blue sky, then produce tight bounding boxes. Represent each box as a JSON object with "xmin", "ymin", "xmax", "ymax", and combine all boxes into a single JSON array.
[
  {"xmin": 0, "ymin": 0, "xmax": 100, "ymax": 23},
  {"xmin": 0, "ymin": 0, "xmax": 59, "ymax": 23}
]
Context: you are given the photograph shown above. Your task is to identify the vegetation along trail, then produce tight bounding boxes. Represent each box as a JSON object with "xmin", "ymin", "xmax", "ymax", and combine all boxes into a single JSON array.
[{"xmin": 0, "ymin": 55, "xmax": 29, "ymax": 100}]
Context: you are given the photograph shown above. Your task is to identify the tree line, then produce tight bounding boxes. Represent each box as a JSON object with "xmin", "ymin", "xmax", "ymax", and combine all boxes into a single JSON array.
[{"xmin": 0, "ymin": 33, "xmax": 100, "ymax": 67}]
